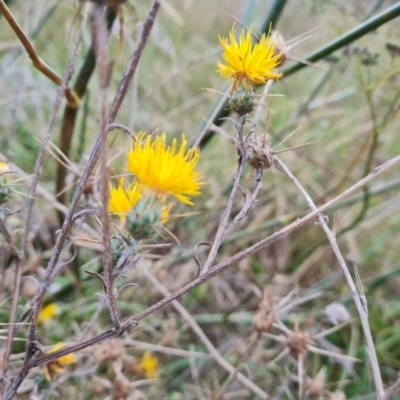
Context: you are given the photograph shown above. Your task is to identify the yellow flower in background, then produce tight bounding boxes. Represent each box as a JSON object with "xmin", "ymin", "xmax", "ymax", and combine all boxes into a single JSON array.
[
  {"xmin": 109, "ymin": 177, "xmax": 142, "ymax": 215},
  {"xmin": 217, "ymin": 25, "xmax": 282, "ymax": 90},
  {"xmin": 0, "ymin": 162, "xmax": 9, "ymax": 174},
  {"xmin": 42, "ymin": 343, "xmax": 77, "ymax": 381},
  {"xmin": 38, "ymin": 303, "xmax": 59, "ymax": 324},
  {"xmin": 127, "ymin": 133, "xmax": 203, "ymax": 205},
  {"xmin": 140, "ymin": 351, "xmax": 158, "ymax": 379}
]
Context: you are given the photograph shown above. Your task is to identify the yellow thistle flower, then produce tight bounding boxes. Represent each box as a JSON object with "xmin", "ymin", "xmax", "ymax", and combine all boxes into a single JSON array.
[
  {"xmin": 42, "ymin": 343, "xmax": 77, "ymax": 381},
  {"xmin": 217, "ymin": 25, "xmax": 282, "ymax": 90},
  {"xmin": 37, "ymin": 303, "xmax": 59, "ymax": 324},
  {"xmin": 140, "ymin": 351, "xmax": 158, "ymax": 379},
  {"xmin": 109, "ymin": 177, "xmax": 142, "ymax": 215},
  {"xmin": 127, "ymin": 133, "xmax": 203, "ymax": 205}
]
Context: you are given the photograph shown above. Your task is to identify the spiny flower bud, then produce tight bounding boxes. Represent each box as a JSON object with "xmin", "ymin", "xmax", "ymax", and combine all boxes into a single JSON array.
[
  {"xmin": 228, "ymin": 90, "xmax": 255, "ymax": 116},
  {"xmin": 287, "ymin": 331, "xmax": 310, "ymax": 356},
  {"xmin": 125, "ymin": 200, "xmax": 163, "ymax": 240}
]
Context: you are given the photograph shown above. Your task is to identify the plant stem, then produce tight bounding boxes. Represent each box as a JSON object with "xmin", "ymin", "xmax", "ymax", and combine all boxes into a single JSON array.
[
  {"xmin": 273, "ymin": 155, "xmax": 386, "ymax": 400},
  {"xmin": 55, "ymin": 7, "xmax": 117, "ymax": 218}
]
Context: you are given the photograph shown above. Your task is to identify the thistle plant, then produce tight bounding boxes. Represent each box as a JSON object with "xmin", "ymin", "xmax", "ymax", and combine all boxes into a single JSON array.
[{"xmin": 1, "ymin": 2, "xmax": 400, "ymax": 400}]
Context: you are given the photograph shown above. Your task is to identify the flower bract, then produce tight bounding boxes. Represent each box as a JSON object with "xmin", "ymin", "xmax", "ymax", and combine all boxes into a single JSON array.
[
  {"xmin": 127, "ymin": 133, "xmax": 203, "ymax": 205},
  {"xmin": 161, "ymin": 203, "xmax": 172, "ymax": 224},
  {"xmin": 217, "ymin": 26, "xmax": 282, "ymax": 90},
  {"xmin": 109, "ymin": 177, "xmax": 142, "ymax": 215}
]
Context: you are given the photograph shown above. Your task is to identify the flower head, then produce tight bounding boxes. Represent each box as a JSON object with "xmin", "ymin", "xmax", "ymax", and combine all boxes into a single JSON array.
[
  {"xmin": 127, "ymin": 133, "xmax": 203, "ymax": 205},
  {"xmin": 42, "ymin": 343, "xmax": 77, "ymax": 381},
  {"xmin": 140, "ymin": 351, "xmax": 158, "ymax": 379},
  {"xmin": 109, "ymin": 177, "xmax": 142, "ymax": 216},
  {"xmin": 217, "ymin": 26, "xmax": 282, "ymax": 90},
  {"xmin": 38, "ymin": 303, "xmax": 59, "ymax": 324}
]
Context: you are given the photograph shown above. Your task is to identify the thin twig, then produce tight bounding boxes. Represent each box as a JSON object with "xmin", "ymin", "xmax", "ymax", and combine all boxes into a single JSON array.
[
  {"xmin": 0, "ymin": 218, "xmax": 21, "ymax": 261},
  {"xmin": 30, "ymin": 319, "xmax": 138, "ymax": 368},
  {"xmin": 0, "ymin": 154, "xmax": 100, "ymax": 241},
  {"xmin": 200, "ymin": 138, "xmax": 247, "ymax": 276},
  {"xmin": 212, "ymin": 332, "xmax": 261, "ymax": 400},
  {"xmin": 387, "ymin": 375, "xmax": 400, "ymax": 398},
  {"xmin": 92, "ymin": 3, "xmax": 120, "ymax": 329},
  {"xmin": 0, "ymin": 0, "xmax": 79, "ymax": 107},
  {"xmin": 56, "ymin": 5, "xmax": 116, "ymax": 212},
  {"xmin": 227, "ymin": 84, "xmax": 272, "ymax": 227},
  {"xmin": 70, "ymin": 209, "xmax": 99, "ymax": 224},
  {"xmin": 200, "ymin": 83, "xmax": 272, "ymax": 276},
  {"xmin": 247, "ymin": 81, "xmax": 273, "ymax": 141},
  {"xmin": 273, "ymin": 155, "xmax": 386, "ymax": 400},
  {"xmin": 107, "ymin": 123, "xmax": 134, "ymax": 138}
]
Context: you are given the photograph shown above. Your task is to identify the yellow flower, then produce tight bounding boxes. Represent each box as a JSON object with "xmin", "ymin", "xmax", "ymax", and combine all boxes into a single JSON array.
[
  {"xmin": 42, "ymin": 343, "xmax": 77, "ymax": 381},
  {"xmin": 37, "ymin": 303, "xmax": 59, "ymax": 324},
  {"xmin": 109, "ymin": 177, "xmax": 142, "ymax": 215},
  {"xmin": 0, "ymin": 162, "xmax": 9, "ymax": 174},
  {"xmin": 217, "ymin": 25, "xmax": 282, "ymax": 90},
  {"xmin": 127, "ymin": 133, "xmax": 203, "ymax": 205},
  {"xmin": 140, "ymin": 351, "xmax": 158, "ymax": 379}
]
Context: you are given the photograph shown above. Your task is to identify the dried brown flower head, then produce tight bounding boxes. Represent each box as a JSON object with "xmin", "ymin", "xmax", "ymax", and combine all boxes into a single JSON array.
[
  {"xmin": 253, "ymin": 288, "xmax": 276, "ymax": 333},
  {"xmin": 91, "ymin": 339, "xmax": 124, "ymax": 364},
  {"xmin": 306, "ymin": 374, "xmax": 326, "ymax": 397},
  {"xmin": 287, "ymin": 330, "xmax": 310, "ymax": 355},
  {"xmin": 247, "ymin": 136, "xmax": 275, "ymax": 170}
]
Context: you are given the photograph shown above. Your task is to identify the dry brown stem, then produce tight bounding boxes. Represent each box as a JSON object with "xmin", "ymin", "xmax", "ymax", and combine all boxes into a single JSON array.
[
  {"xmin": 273, "ymin": 155, "xmax": 386, "ymax": 400},
  {"xmin": 0, "ymin": 218, "xmax": 22, "ymax": 262},
  {"xmin": 0, "ymin": 0, "xmax": 79, "ymax": 107},
  {"xmin": 92, "ymin": 3, "xmax": 120, "ymax": 329},
  {"xmin": 200, "ymin": 82, "xmax": 272, "ymax": 276}
]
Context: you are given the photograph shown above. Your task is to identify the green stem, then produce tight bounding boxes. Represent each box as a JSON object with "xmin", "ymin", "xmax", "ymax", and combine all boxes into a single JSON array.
[
  {"xmin": 341, "ymin": 74, "xmax": 400, "ymax": 234},
  {"xmin": 283, "ymin": 2, "xmax": 400, "ymax": 77}
]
